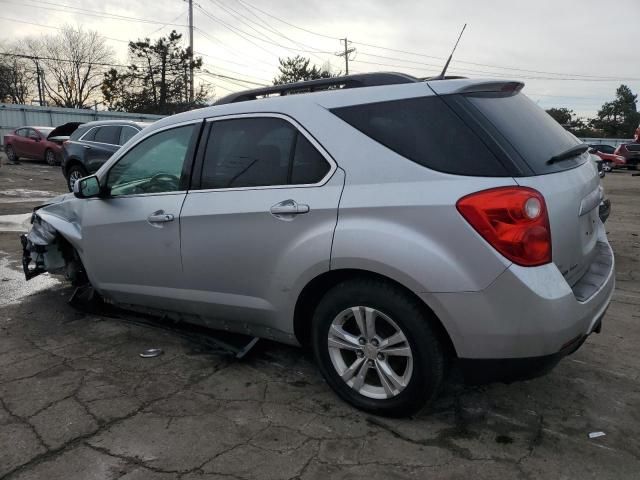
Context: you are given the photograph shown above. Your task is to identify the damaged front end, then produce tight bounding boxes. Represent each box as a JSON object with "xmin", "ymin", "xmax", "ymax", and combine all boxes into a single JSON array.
[{"xmin": 20, "ymin": 210, "xmax": 87, "ymax": 286}]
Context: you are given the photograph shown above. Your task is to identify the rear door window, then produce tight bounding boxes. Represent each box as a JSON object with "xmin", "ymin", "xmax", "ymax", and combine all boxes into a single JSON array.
[
  {"xmin": 119, "ymin": 126, "xmax": 139, "ymax": 145},
  {"xmin": 94, "ymin": 126, "xmax": 121, "ymax": 145},
  {"xmin": 201, "ymin": 117, "xmax": 331, "ymax": 189},
  {"xmin": 81, "ymin": 127, "xmax": 98, "ymax": 142},
  {"xmin": 331, "ymin": 96, "xmax": 509, "ymax": 176},
  {"xmin": 464, "ymin": 92, "xmax": 584, "ymax": 174}
]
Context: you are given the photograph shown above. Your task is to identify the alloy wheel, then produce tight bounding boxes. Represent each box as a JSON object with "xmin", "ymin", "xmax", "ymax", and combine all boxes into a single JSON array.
[
  {"xmin": 46, "ymin": 150, "xmax": 56, "ymax": 166},
  {"xmin": 327, "ymin": 306, "xmax": 413, "ymax": 400},
  {"xmin": 6, "ymin": 146, "xmax": 16, "ymax": 162},
  {"xmin": 68, "ymin": 170, "xmax": 84, "ymax": 190}
]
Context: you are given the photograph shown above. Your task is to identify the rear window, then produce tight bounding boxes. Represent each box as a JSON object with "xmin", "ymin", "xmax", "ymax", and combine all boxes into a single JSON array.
[
  {"xmin": 465, "ymin": 92, "xmax": 584, "ymax": 174},
  {"xmin": 330, "ymin": 96, "xmax": 508, "ymax": 176}
]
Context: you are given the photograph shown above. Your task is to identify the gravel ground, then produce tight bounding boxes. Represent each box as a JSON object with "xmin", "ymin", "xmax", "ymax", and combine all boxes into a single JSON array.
[{"xmin": 1, "ymin": 157, "xmax": 639, "ymax": 480}]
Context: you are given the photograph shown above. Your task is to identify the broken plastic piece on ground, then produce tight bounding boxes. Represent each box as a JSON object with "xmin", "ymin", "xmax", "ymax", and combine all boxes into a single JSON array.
[
  {"xmin": 140, "ymin": 348, "xmax": 164, "ymax": 358},
  {"xmin": 588, "ymin": 431, "xmax": 606, "ymax": 439}
]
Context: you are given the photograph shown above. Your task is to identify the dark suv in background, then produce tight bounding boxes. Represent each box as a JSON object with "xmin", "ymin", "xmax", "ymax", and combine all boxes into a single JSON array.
[{"xmin": 62, "ymin": 120, "xmax": 152, "ymax": 190}]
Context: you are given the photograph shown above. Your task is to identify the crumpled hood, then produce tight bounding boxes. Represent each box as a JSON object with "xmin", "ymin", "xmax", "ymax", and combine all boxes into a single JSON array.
[{"xmin": 35, "ymin": 192, "xmax": 75, "ymax": 211}]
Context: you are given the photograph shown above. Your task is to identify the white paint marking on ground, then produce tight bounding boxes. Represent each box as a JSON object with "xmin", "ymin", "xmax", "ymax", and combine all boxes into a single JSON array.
[
  {"xmin": 0, "ymin": 213, "xmax": 32, "ymax": 232},
  {"xmin": 0, "ymin": 254, "xmax": 60, "ymax": 307}
]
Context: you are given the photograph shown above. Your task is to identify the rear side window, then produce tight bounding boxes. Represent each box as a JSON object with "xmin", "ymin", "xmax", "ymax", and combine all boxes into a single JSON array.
[
  {"xmin": 119, "ymin": 126, "xmax": 138, "ymax": 145},
  {"xmin": 331, "ymin": 96, "xmax": 508, "ymax": 176},
  {"xmin": 465, "ymin": 92, "xmax": 583, "ymax": 174},
  {"xmin": 94, "ymin": 126, "xmax": 121, "ymax": 145},
  {"xmin": 80, "ymin": 127, "xmax": 97, "ymax": 142},
  {"xmin": 592, "ymin": 144, "xmax": 615, "ymax": 154},
  {"xmin": 626, "ymin": 144, "xmax": 640, "ymax": 152},
  {"xmin": 201, "ymin": 117, "xmax": 330, "ymax": 189}
]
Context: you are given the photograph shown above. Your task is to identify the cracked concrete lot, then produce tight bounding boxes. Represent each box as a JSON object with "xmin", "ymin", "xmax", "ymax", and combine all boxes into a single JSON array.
[{"xmin": 1, "ymin": 157, "xmax": 639, "ymax": 479}]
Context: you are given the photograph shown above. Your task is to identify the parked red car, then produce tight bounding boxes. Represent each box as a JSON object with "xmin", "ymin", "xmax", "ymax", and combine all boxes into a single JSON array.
[
  {"xmin": 3, "ymin": 123, "xmax": 81, "ymax": 166},
  {"xmin": 613, "ymin": 143, "xmax": 640, "ymax": 169},
  {"xmin": 588, "ymin": 144, "xmax": 626, "ymax": 172}
]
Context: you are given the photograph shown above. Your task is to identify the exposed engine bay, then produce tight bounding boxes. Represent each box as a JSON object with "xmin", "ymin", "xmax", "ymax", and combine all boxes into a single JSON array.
[{"xmin": 20, "ymin": 198, "xmax": 88, "ymax": 287}]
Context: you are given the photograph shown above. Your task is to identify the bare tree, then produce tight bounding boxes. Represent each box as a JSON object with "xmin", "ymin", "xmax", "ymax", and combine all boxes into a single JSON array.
[
  {"xmin": 27, "ymin": 26, "xmax": 114, "ymax": 108},
  {"xmin": 0, "ymin": 43, "xmax": 35, "ymax": 104}
]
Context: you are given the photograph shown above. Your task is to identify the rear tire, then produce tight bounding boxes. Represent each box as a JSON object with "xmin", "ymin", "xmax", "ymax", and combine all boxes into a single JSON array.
[
  {"xmin": 311, "ymin": 278, "xmax": 444, "ymax": 417},
  {"xmin": 66, "ymin": 164, "xmax": 88, "ymax": 191},
  {"xmin": 45, "ymin": 148, "xmax": 57, "ymax": 166}
]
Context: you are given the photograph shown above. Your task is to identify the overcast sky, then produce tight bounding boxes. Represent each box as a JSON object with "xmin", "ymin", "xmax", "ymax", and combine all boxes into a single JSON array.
[{"xmin": 1, "ymin": 0, "xmax": 638, "ymax": 117}]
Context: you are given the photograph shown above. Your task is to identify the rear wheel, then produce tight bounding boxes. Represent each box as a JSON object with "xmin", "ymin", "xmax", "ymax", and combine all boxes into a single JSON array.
[
  {"xmin": 66, "ymin": 164, "xmax": 88, "ymax": 191},
  {"xmin": 45, "ymin": 149, "xmax": 57, "ymax": 166},
  {"xmin": 312, "ymin": 278, "xmax": 444, "ymax": 417},
  {"xmin": 5, "ymin": 145, "xmax": 17, "ymax": 163}
]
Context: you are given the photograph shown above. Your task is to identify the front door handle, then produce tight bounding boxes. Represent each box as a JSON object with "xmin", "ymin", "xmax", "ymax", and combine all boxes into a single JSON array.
[
  {"xmin": 270, "ymin": 199, "xmax": 310, "ymax": 218},
  {"xmin": 83, "ymin": 145, "xmax": 91, "ymax": 149},
  {"xmin": 147, "ymin": 212, "xmax": 175, "ymax": 223}
]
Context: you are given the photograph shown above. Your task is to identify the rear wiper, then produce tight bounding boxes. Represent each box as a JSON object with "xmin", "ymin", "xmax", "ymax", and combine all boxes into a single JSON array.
[{"xmin": 547, "ymin": 144, "xmax": 589, "ymax": 165}]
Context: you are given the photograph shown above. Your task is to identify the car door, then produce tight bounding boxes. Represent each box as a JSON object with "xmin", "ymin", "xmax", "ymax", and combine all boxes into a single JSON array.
[
  {"xmin": 79, "ymin": 122, "xmax": 201, "ymax": 311},
  {"xmin": 11, "ymin": 128, "xmax": 28, "ymax": 156},
  {"xmin": 179, "ymin": 114, "xmax": 344, "ymax": 336},
  {"xmin": 85, "ymin": 126, "xmax": 121, "ymax": 173},
  {"xmin": 22, "ymin": 128, "xmax": 41, "ymax": 158}
]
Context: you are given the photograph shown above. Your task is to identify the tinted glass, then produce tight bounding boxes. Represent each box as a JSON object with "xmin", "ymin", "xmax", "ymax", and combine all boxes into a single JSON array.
[
  {"xmin": 202, "ymin": 118, "xmax": 295, "ymax": 189},
  {"xmin": 15, "ymin": 128, "xmax": 27, "ymax": 137},
  {"xmin": 81, "ymin": 127, "xmax": 97, "ymax": 142},
  {"xmin": 291, "ymin": 135, "xmax": 330, "ymax": 184},
  {"xmin": 94, "ymin": 126, "xmax": 121, "ymax": 145},
  {"xmin": 119, "ymin": 126, "xmax": 139, "ymax": 146},
  {"xmin": 591, "ymin": 144, "xmax": 615, "ymax": 154},
  {"xmin": 465, "ymin": 92, "xmax": 584, "ymax": 174},
  {"xmin": 626, "ymin": 144, "xmax": 640, "ymax": 152},
  {"xmin": 331, "ymin": 96, "xmax": 508, "ymax": 176},
  {"xmin": 107, "ymin": 125, "xmax": 195, "ymax": 196}
]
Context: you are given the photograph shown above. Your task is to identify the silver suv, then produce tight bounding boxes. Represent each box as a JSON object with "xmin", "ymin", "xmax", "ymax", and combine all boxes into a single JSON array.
[{"xmin": 21, "ymin": 73, "xmax": 615, "ymax": 416}]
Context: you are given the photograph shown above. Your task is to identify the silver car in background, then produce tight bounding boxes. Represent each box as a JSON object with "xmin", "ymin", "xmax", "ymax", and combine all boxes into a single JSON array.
[{"xmin": 21, "ymin": 73, "xmax": 615, "ymax": 416}]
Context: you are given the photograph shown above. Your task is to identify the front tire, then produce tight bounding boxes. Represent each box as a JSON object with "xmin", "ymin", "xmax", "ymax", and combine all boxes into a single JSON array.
[
  {"xmin": 603, "ymin": 161, "xmax": 612, "ymax": 173},
  {"xmin": 45, "ymin": 149, "xmax": 57, "ymax": 166},
  {"xmin": 66, "ymin": 164, "xmax": 88, "ymax": 191},
  {"xmin": 312, "ymin": 278, "xmax": 444, "ymax": 417},
  {"xmin": 5, "ymin": 145, "xmax": 17, "ymax": 163}
]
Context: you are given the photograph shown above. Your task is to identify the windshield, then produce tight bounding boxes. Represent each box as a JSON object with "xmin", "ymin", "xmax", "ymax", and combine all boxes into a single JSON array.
[{"xmin": 465, "ymin": 92, "xmax": 585, "ymax": 174}]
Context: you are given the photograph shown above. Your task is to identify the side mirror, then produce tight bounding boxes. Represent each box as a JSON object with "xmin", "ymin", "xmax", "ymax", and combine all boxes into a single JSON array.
[
  {"xmin": 588, "ymin": 147, "xmax": 596, "ymax": 154},
  {"xmin": 73, "ymin": 175, "xmax": 102, "ymax": 199},
  {"xmin": 29, "ymin": 134, "xmax": 40, "ymax": 141}
]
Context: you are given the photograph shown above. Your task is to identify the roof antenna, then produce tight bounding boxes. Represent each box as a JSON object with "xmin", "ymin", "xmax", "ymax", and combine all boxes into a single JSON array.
[{"xmin": 437, "ymin": 23, "xmax": 467, "ymax": 79}]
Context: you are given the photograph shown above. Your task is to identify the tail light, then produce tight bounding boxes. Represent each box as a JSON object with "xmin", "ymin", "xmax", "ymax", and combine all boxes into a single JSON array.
[{"xmin": 456, "ymin": 187, "xmax": 551, "ymax": 267}]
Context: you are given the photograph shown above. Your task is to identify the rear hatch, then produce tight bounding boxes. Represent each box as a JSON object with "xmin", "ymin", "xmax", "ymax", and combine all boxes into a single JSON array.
[
  {"xmin": 47, "ymin": 122, "xmax": 83, "ymax": 145},
  {"xmin": 456, "ymin": 87, "xmax": 602, "ymax": 286}
]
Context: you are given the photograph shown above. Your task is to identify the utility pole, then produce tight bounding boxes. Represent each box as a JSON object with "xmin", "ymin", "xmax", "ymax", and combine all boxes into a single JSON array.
[
  {"xmin": 188, "ymin": 0, "xmax": 194, "ymax": 103},
  {"xmin": 34, "ymin": 59, "xmax": 44, "ymax": 106},
  {"xmin": 336, "ymin": 38, "xmax": 356, "ymax": 75}
]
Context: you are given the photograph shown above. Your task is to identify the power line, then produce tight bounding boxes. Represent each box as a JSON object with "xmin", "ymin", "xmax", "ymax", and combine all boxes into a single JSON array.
[
  {"xmin": 0, "ymin": 0, "xmax": 188, "ymax": 27},
  {"xmin": 194, "ymin": 3, "xmax": 334, "ymax": 55},
  {"xmin": 235, "ymin": 0, "xmax": 341, "ymax": 41},
  {"xmin": 209, "ymin": 0, "xmax": 328, "ymax": 63}
]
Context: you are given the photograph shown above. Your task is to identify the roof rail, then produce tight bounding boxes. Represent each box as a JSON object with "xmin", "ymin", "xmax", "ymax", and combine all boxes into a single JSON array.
[{"xmin": 214, "ymin": 72, "xmax": 419, "ymax": 105}]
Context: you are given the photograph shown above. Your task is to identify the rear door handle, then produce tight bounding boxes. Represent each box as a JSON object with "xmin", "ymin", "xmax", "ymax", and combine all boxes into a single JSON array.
[
  {"xmin": 270, "ymin": 200, "xmax": 310, "ymax": 217},
  {"xmin": 147, "ymin": 212, "xmax": 175, "ymax": 223},
  {"xmin": 83, "ymin": 145, "xmax": 91, "ymax": 149}
]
